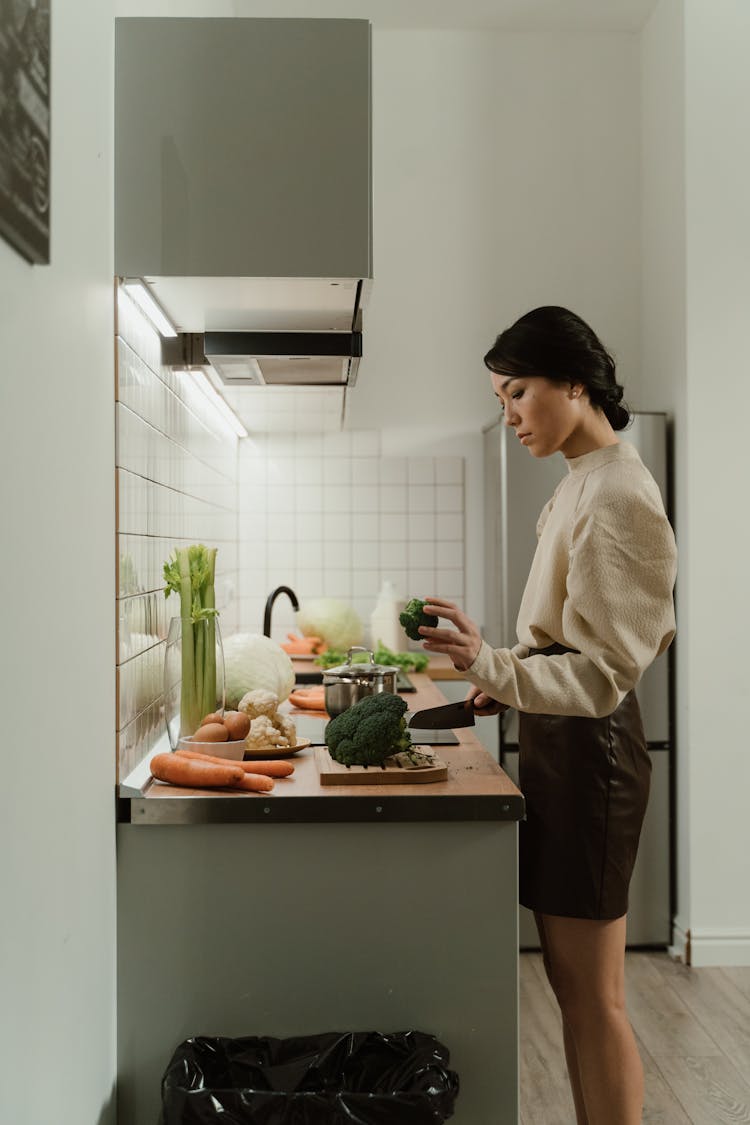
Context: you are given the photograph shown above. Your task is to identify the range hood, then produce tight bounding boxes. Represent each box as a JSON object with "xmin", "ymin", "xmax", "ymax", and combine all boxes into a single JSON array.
[
  {"xmin": 115, "ymin": 18, "xmax": 373, "ymax": 389},
  {"xmin": 157, "ymin": 277, "xmax": 366, "ymax": 388},
  {"xmin": 203, "ymin": 329, "xmax": 362, "ymax": 388}
]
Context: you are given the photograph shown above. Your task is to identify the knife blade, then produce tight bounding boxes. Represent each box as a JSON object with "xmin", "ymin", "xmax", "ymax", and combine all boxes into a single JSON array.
[{"xmin": 407, "ymin": 699, "xmax": 477, "ymax": 730}]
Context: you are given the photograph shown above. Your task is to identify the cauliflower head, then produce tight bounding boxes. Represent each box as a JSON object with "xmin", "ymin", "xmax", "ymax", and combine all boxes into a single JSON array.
[
  {"xmin": 246, "ymin": 715, "xmax": 286, "ymax": 749},
  {"xmin": 238, "ymin": 688, "xmax": 279, "ymax": 720}
]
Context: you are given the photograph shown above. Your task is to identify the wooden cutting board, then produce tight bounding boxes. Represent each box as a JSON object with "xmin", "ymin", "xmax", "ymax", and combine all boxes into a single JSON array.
[{"xmin": 315, "ymin": 746, "xmax": 448, "ymax": 786}]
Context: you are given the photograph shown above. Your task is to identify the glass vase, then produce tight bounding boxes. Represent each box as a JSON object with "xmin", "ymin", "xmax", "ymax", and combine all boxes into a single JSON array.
[{"xmin": 164, "ymin": 615, "xmax": 225, "ymax": 750}]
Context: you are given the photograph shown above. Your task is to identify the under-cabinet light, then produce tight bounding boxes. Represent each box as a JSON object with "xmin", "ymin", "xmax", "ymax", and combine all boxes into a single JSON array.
[
  {"xmin": 121, "ymin": 279, "xmax": 178, "ymax": 338},
  {"xmin": 181, "ymin": 367, "xmax": 248, "ymax": 439}
]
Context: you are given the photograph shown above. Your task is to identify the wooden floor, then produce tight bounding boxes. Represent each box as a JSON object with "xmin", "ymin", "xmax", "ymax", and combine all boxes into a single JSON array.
[{"xmin": 520, "ymin": 951, "xmax": 750, "ymax": 1124}]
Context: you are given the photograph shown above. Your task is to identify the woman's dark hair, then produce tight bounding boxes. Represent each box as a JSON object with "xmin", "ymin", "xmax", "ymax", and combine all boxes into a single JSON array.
[{"xmin": 483, "ymin": 306, "xmax": 631, "ymax": 431}]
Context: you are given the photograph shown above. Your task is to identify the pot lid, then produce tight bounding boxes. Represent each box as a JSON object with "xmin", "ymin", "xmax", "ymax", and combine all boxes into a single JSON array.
[{"xmin": 322, "ymin": 646, "xmax": 401, "ymax": 682}]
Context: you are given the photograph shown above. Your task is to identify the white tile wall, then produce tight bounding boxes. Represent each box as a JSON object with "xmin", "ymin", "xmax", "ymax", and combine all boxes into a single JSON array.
[
  {"xmin": 237, "ymin": 433, "xmax": 466, "ymax": 645},
  {"xmin": 115, "ymin": 287, "xmax": 240, "ymax": 779}
]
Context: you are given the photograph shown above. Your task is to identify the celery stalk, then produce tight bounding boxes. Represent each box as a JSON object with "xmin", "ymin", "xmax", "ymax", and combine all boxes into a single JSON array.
[{"xmin": 164, "ymin": 543, "xmax": 220, "ymax": 736}]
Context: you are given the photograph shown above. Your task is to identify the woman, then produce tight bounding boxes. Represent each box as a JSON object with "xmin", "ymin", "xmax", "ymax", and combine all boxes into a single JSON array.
[{"xmin": 420, "ymin": 306, "xmax": 677, "ymax": 1125}]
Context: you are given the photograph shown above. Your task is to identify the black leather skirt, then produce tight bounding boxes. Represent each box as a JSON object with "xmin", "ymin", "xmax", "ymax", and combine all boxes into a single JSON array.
[{"xmin": 518, "ymin": 645, "xmax": 651, "ymax": 920}]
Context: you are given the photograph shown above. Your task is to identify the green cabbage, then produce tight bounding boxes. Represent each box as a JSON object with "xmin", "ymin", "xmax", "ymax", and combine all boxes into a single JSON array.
[
  {"xmin": 297, "ymin": 598, "xmax": 363, "ymax": 652},
  {"xmin": 222, "ymin": 633, "xmax": 295, "ymax": 709}
]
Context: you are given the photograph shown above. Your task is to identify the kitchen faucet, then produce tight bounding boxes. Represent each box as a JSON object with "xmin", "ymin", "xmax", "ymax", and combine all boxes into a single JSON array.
[{"xmin": 263, "ymin": 585, "xmax": 299, "ymax": 638}]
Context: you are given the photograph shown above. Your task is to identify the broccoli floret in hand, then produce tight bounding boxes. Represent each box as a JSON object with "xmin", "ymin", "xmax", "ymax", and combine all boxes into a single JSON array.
[
  {"xmin": 399, "ymin": 597, "xmax": 438, "ymax": 642},
  {"xmin": 325, "ymin": 692, "xmax": 412, "ymax": 767}
]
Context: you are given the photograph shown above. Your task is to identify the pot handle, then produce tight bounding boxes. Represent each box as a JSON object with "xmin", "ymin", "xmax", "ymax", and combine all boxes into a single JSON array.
[{"xmin": 346, "ymin": 646, "xmax": 376, "ymax": 664}]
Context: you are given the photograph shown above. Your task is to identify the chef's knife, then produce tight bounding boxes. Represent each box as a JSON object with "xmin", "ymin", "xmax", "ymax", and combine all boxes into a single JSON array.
[{"xmin": 407, "ymin": 699, "xmax": 477, "ymax": 730}]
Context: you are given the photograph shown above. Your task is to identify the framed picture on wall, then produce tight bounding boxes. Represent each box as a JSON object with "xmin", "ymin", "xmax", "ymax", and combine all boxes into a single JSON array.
[{"xmin": 0, "ymin": 0, "xmax": 51, "ymax": 265}]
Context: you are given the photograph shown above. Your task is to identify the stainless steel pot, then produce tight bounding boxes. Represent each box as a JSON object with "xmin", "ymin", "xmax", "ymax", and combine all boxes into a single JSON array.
[{"xmin": 323, "ymin": 647, "xmax": 400, "ymax": 717}]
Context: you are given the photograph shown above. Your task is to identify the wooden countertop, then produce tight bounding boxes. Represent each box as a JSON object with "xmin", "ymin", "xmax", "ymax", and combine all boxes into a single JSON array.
[{"xmin": 121, "ymin": 673, "xmax": 524, "ymax": 825}]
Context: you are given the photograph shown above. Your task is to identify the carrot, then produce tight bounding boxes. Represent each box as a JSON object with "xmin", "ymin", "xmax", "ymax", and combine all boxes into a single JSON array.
[
  {"xmin": 288, "ymin": 688, "xmax": 327, "ymax": 711},
  {"xmin": 175, "ymin": 748, "xmax": 294, "ymax": 778},
  {"xmin": 281, "ymin": 632, "xmax": 326, "ymax": 655},
  {"xmin": 150, "ymin": 752, "xmax": 244, "ymax": 789},
  {"xmin": 232, "ymin": 772, "xmax": 274, "ymax": 793}
]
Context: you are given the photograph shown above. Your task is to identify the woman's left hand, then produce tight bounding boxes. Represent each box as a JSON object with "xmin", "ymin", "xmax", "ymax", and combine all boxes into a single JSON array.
[{"xmin": 420, "ymin": 597, "xmax": 483, "ymax": 672}]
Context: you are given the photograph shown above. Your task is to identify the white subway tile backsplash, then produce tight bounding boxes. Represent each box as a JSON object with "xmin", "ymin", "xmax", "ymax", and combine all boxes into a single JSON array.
[
  {"xmin": 323, "ymin": 569, "xmax": 352, "ymax": 597},
  {"xmin": 435, "ymin": 457, "xmax": 464, "ymax": 485},
  {"xmin": 352, "ymin": 513, "xmax": 379, "ymax": 541},
  {"xmin": 323, "ymin": 484, "xmax": 352, "ymax": 512},
  {"xmin": 408, "ymin": 541, "xmax": 436, "ymax": 569},
  {"xmin": 296, "ymin": 512, "xmax": 322, "ymax": 540},
  {"xmin": 379, "ymin": 484, "xmax": 407, "ymax": 512},
  {"xmin": 437, "ymin": 541, "xmax": 465, "ymax": 569},
  {"xmin": 296, "ymin": 541, "xmax": 323, "ymax": 570},
  {"xmin": 436, "ymin": 512, "xmax": 464, "ymax": 540},
  {"xmin": 379, "ymin": 457, "xmax": 407, "ymax": 485},
  {"xmin": 436, "ymin": 484, "xmax": 464, "ymax": 512},
  {"xmin": 436, "ymin": 569, "xmax": 465, "ymax": 598},
  {"xmin": 352, "ymin": 569, "xmax": 380, "ymax": 597},
  {"xmin": 323, "ymin": 539, "xmax": 351, "ymax": 570},
  {"xmin": 351, "ymin": 457, "xmax": 380, "ymax": 485},
  {"xmin": 356, "ymin": 485, "xmax": 379, "ymax": 513},
  {"xmin": 323, "ymin": 458, "xmax": 346, "ymax": 485},
  {"xmin": 266, "ymin": 513, "xmax": 296, "ymax": 542},
  {"xmin": 296, "ymin": 484, "xmax": 323, "ymax": 511},
  {"xmin": 408, "ymin": 457, "xmax": 434, "ymax": 485},
  {"xmin": 381, "ymin": 541, "xmax": 408, "ymax": 569},
  {"xmin": 352, "ymin": 539, "xmax": 378, "ymax": 570},
  {"xmin": 408, "ymin": 485, "xmax": 435, "ymax": 514},
  {"xmin": 267, "ymin": 484, "xmax": 296, "ymax": 513},
  {"xmin": 322, "ymin": 512, "xmax": 352, "ymax": 540},
  {"xmin": 408, "ymin": 513, "xmax": 435, "ymax": 541},
  {"xmin": 294, "ymin": 457, "xmax": 323, "ymax": 484},
  {"xmin": 379, "ymin": 512, "xmax": 408, "ymax": 541},
  {"xmin": 408, "ymin": 568, "xmax": 436, "ymax": 595}
]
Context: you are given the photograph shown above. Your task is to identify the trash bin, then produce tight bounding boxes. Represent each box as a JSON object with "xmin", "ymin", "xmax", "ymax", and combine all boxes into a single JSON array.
[{"xmin": 161, "ymin": 1030, "xmax": 460, "ymax": 1124}]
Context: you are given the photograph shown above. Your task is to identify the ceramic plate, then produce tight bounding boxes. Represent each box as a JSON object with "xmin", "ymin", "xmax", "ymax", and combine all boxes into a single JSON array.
[{"xmin": 244, "ymin": 737, "xmax": 312, "ymax": 760}]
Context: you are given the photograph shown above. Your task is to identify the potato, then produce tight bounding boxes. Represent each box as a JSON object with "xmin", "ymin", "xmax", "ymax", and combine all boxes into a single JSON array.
[
  {"xmin": 194, "ymin": 721, "xmax": 229, "ymax": 742},
  {"xmin": 222, "ymin": 710, "xmax": 251, "ymax": 740},
  {"xmin": 200, "ymin": 711, "xmax": 224, "ymax": 726}
]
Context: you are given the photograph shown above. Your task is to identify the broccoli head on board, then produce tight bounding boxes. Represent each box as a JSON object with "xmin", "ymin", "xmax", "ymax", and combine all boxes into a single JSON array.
[
  {"xmin": 399, "ymin": 597, "xmax": 438, "ymax": 642},
  {"xmin": 325, "ymin": 692, "xmax": 412, "ymax": 767}
]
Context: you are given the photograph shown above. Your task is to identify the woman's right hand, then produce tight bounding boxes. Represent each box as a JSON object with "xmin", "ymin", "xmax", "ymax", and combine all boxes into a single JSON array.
[{"xmin": 466, "ymin": 684, "xmax": 508, "ymax": 716}]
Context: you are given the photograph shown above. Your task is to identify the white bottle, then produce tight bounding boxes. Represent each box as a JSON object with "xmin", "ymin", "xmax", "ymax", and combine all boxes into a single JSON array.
[{"xmin": 369, "ymin": 580, "xmax": 405, "ymax": 653}]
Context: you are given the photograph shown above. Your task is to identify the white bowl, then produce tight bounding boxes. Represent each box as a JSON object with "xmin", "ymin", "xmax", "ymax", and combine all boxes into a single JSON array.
[{"xmin": 177, "ymin": 736, "xmax": 246, "ymax": 761}]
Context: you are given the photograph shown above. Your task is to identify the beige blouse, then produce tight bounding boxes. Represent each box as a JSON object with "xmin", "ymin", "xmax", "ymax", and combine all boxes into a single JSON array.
[{"xmin": 467, "ymin": 441, "xmax": 677, "ymax": 718}]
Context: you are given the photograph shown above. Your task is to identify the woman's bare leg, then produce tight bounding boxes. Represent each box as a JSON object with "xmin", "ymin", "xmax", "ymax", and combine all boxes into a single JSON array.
[
  {"xmin": 537, "ymin": 912, "xmax": 643, "ymax": 1125},
  {"xmin": 534, "ymin": 912, "xmax": 589, "ymax": 1125}
]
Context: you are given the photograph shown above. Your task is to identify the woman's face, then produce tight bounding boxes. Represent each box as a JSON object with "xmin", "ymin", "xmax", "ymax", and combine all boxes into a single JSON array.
[{"xmin": 491, "ymin": 372, "xmax": 586, "ymax": 459}]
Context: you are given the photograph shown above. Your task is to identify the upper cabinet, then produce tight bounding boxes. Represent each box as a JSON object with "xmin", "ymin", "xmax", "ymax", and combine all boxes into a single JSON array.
[{"xmin": 115, "ymin": 18, "xmax": 372, "ymax": 282}]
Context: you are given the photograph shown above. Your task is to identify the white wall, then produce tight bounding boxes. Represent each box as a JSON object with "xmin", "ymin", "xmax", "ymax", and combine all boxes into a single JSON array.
[
  {"xmin": 642, "ymin": 0, "xmax": 750, "ymax": 966},
  {"xmin": 347, "ymin": 29, "xmax": 642, "ymax": 434},
  {"xmin": 0, "ymin": 2, "xmax": 118, "ymax": 1123},
  {"xmin": 682, "ymin": 0, "xmax": 750, "ymax": 965},
  {"xmin": 344, "ymin": 29, "xmax": 641, "ymax": 629},
  {"xmin": 640, "ymin": 0, "xmax": 689, "ymax": 942}
]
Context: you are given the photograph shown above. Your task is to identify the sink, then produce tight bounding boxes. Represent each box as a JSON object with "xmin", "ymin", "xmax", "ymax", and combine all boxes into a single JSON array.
[{"xmin": 294, "ymin": 670, "xmax": 324, "ymax": 685}]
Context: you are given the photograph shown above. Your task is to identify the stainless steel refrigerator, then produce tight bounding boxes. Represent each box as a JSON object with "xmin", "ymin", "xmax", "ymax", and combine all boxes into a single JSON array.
[{"xmin": 482, "ymin": 413, "xmax": 674, "ymax": 947}]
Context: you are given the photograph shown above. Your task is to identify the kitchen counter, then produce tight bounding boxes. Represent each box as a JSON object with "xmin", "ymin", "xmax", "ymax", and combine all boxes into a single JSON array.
[
  {"xmin": 116, "ymin": 667, "xmax": 523, "ymax": 1125},
  {"xmin": 118, "ymin": 672, "xmax": 523, "ymax": 825}
]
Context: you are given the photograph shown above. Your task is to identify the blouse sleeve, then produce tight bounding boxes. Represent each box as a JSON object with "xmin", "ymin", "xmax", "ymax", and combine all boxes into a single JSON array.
[{"xmin": 465, "ymin": 488, "xmax": 677, "ymax": 718}]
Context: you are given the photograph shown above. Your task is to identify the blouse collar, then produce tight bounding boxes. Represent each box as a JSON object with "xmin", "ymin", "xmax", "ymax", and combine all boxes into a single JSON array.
[{"xmin": 565, "ymin": 441, "xmax": 639, "ymax": 474}]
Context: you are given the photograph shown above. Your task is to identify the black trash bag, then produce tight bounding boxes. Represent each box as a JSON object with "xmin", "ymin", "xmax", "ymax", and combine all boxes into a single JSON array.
[{"xmin": 161, "ymin": 1030, "xmax": 460, "ymax": 1125}]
